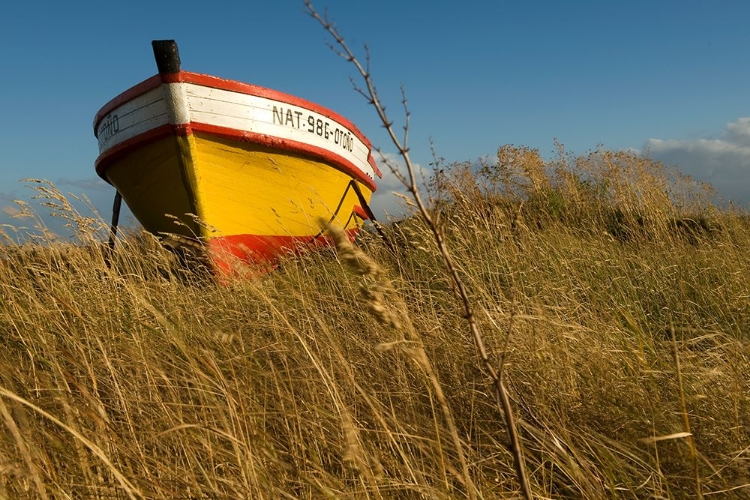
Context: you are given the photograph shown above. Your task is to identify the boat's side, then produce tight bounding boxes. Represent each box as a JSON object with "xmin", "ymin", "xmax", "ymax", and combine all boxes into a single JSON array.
[
  {"xmin": 94, "ymin": 63, "xmax": 379, "ymax": 272},
  {"xmin": 102, "ymin": 130, "xmax": 371, "ymax": 272},
  {"xmin": 190, "ymin": 130, "xmax": 371, "ymax": 273}
]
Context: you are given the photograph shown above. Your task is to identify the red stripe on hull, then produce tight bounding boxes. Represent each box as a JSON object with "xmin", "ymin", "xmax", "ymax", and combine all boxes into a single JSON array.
[
  {"xmin": 96, "ymin": 122, "xmax": 377, "ymax": 191},
  {"xmin": 207, "ymin": 230, "xmax": 357, "ymax": 276}
]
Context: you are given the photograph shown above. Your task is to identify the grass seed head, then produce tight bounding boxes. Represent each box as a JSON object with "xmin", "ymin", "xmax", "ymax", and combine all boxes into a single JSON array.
[{"xmin": 324, "ymin": 221, "xmax": 401, "ymax": 329}]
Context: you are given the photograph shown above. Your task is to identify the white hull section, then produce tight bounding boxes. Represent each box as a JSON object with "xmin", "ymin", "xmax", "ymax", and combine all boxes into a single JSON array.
[{"xmin": 96, "ymin": 82, "xmax": 377, "ymax": 183}]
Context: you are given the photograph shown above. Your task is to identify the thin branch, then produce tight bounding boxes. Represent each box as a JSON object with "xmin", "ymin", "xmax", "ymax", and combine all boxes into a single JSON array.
[
  {"xmin": 401, "ymin": 85, "xmax": 410, "ymax": 151},
  {"xmin": 305, "ymin": 1, "xmax": 533, "ymax": 498}
]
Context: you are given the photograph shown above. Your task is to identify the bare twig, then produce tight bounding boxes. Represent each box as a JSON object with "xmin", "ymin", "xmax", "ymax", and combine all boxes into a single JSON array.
[{"xmin": 305, "ymin": 2, "xmax": 532, "ymax": 498}]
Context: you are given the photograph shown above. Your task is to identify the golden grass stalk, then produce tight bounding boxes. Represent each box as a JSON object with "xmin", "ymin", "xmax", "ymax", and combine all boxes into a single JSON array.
[
  {"xmin": 669, "ymin": 317, "xmax": 703, "ymax": 499},
  {"xmin": 325, "ymin": 221, "xmax": 474, "ymax": 495},
  {"xmin": 0, "ymin": 387, "xmax": 142, "ymax": 499}
]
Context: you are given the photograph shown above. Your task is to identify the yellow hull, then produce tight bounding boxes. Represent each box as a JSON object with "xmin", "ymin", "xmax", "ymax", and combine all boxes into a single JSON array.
[
  {"xmin": 105, "ymin": 131, "xmax": 373, "ymax": 272},
  {"xmin": 192, "ymin": 132, "xmax": 369, "ymax": 240}
]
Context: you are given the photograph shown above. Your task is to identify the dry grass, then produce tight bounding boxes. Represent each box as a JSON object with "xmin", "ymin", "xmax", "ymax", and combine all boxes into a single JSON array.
[{"xmin": 1, "ymin": 151, "xmax": 749, "ymax": 498}]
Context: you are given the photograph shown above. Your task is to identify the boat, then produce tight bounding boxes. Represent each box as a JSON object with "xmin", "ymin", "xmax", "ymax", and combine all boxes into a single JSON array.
[{"xmin": 94, "ymin": 40, "xmax": 381, "ymax": 275}]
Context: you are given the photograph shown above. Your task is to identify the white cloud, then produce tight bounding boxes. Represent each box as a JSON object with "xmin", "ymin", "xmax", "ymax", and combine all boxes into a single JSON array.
[
  {"xmin": 369, "ymin": 151, "xmax": 431, "ymax": 221},
  {"xmin": 726, "ymin": 117, "xmax": 750, "ymax": 146},
  {"xmin": 644, "ymin": 117, "xmax": 750, "ymax": 206}
]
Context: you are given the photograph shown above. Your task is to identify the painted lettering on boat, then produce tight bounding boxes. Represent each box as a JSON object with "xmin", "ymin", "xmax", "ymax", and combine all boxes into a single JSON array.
[
  {"xmin": 272, "ymin": 106, "xmax": 304, "ymax": 129},
  {"xmin": 98, "ymin": 114, "xmax": 120, "ymax": 142},
  {"xmin": 272, "ymin": 105, "xmax": 354, "ymax": 153}
]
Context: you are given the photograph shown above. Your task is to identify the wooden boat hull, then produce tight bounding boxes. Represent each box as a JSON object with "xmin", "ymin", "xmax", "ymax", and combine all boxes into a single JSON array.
[{"xmin": 94, "ymin": 41, "xmax": 380, "ymax": 274}]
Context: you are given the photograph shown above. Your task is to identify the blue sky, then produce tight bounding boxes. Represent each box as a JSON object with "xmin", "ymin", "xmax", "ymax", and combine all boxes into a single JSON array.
[{"xmin": 2, "ymin": 0, "xmax": 749, "ymax": 238}]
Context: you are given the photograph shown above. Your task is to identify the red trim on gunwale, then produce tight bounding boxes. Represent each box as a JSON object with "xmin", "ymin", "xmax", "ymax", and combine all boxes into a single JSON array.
[
  {"xmin": 93, "ymin": 75, "xmax": 162, "ymax": 134},
  {"xmin": 95, "ymin": 122, "xmax": 378, "ymax": 192},
  {"xmin": 94, "ymin": 71, "xmax": 381, "ymax": 179}
]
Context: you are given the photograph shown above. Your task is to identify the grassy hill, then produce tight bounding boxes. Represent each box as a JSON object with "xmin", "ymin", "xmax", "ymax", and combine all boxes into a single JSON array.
[{"xmin": 1, "ymin": 146, "xmax": 748, "ymax": 498}]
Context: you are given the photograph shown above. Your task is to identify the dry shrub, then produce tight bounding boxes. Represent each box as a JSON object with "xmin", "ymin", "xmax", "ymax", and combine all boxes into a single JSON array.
[{"xmin": 430, "ymin": 144, "xmax": 723, "ymax": 249}]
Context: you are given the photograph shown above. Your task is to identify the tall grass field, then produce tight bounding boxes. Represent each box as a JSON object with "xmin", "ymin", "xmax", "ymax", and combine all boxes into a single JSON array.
[{"xmin": 1, "ymin": 146, "xmax": 748, "ymax": 498}]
